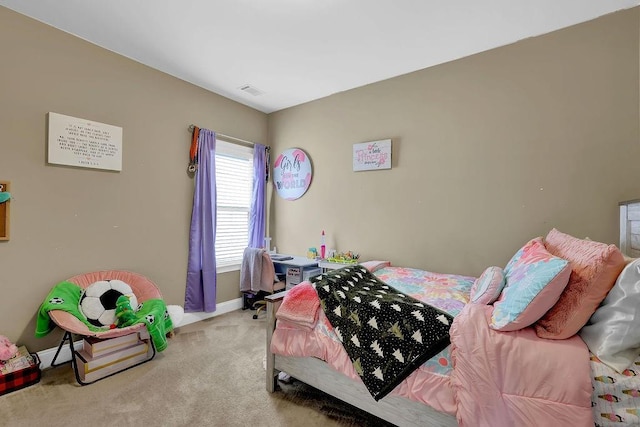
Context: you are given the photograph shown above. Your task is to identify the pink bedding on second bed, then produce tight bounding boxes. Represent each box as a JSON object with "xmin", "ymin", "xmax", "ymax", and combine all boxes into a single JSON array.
[
  {"xmin": 272, "ymin": 309, "xmax": 458, "ymax": 413},
  {"xmin": 270, "ymin": 266, "xmax": 475, "ymax": 414}
]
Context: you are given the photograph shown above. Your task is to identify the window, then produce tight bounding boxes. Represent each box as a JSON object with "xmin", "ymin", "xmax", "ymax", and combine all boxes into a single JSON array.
[{"xmin": 215, "ymin": 139, "xmax": 253, "ymax": 271}]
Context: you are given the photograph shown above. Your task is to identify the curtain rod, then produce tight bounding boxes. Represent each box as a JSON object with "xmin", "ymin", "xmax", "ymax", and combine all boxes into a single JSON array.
[{"xmin": 188, "ymin": 124, "xmax": 267, "ymax": 149}]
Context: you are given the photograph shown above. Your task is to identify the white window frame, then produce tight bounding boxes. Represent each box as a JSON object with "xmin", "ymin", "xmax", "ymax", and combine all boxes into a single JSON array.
[{"xmin": 215, "ymin": 139, "xmax": 254, "ymax": 272}]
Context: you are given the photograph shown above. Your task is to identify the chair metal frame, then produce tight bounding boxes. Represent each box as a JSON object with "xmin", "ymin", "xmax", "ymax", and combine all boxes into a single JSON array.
[
  {"xmin": 50, "ymin": 330, "xmax": 156, "ymax": 386},
  {"xmin": 46, "ymin": 270, "xmax": 163, "ymax": 385}
]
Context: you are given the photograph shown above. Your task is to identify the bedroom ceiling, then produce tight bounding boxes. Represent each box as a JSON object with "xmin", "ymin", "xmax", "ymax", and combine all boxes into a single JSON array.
[{"xmin": 1, "ymin": 0, "xmax": 638, "ymax": 113}]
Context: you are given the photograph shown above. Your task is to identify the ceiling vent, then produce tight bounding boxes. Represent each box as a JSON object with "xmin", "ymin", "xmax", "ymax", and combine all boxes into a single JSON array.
[{"xmin": 238, "ymin": 84, "xmax": 264, "ymax": 96}]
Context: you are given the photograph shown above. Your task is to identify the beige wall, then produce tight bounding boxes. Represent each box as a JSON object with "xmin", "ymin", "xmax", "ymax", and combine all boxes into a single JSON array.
[
  {"xmin": 0, "ymin": 7, "xmax": 267, "ymax": 352},
  {"xmin": 1, "ymin": 6, "xmax": 639, "ymax": 353},
  {"xmin": 268, "ymin": 8, "xmax": 640, "ymax": 277}
]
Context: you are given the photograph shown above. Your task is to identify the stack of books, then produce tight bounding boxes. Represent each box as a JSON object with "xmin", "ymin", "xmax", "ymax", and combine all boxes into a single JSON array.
[{"xmin": 75, "ymin": 332, "xmax": 152, "ymax": 382}]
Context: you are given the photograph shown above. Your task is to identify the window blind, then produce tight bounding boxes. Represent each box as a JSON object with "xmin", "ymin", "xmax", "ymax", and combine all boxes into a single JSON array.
[{"xmin": 215, "ymin": 139, "xmax": 253, "ymax": 269}]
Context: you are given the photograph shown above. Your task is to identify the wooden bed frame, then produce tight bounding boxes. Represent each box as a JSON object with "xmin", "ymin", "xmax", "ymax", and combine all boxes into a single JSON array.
[{"xmin": 265, "ymin": 292, "xmax": 458, "ymax": 427}]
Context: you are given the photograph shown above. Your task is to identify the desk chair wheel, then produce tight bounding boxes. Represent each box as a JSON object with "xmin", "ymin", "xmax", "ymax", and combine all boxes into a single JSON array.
[{"xmin": 252, "ymin": 301, "xmax": 266, "ymax": 319}]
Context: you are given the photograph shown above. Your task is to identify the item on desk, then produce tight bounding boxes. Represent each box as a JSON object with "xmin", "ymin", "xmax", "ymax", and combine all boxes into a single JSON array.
[
  {"xmin": 320, "ymin": 230, "xmax": 326, "ymax": 259},
  {"xmin": 264, "ymin": 237, "xmax": 272, "ymax": 252},
  {"xmin": 307, "ymin": 247, "xmax": 318, "ymax": 259},
  {"xmin": 326, "ymin": 251, "xmax": 360, "ymax": 264}
]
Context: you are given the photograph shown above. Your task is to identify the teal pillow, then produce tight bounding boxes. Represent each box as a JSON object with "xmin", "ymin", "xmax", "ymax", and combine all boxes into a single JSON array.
[{"xmin": 490, "ymin": 238, "xmax": 571, "ymax": 331}]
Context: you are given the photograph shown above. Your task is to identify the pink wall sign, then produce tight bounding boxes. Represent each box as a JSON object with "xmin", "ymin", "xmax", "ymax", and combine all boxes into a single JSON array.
[
  {"xmin": 273, "ymin": 148, "xmax": 312, "ymax": 200},
  {"xmin": 353, "ymin": 139, "xmax": 392, "ymax": 171}
]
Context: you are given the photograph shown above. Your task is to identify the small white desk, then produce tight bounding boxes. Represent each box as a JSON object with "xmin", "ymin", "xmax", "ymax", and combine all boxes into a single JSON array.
[
  {"xmin": 270, "ymin": 255, "xmax": 320, "ymax": 289},
  {"xmin": 271, "ymin": 255, "xmax": 318, "ymax": 269}
]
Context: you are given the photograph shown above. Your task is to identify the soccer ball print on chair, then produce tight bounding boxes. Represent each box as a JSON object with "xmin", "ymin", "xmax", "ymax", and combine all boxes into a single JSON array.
[{"xmin": 79, "ymin": 280, "xmax": 139, "ymax": 327}]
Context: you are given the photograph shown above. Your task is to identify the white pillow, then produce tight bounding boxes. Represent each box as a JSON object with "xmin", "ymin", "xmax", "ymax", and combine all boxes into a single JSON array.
[{"xmin": 579, "ymin": 259, "xmax": 640, "ymax": 373}]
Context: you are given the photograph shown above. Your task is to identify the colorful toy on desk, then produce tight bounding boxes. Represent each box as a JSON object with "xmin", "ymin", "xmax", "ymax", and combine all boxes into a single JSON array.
[
  {"xmin": 326, "ymin": 251, "xmax": 360, "ymax": 264},
  {"xmin": 308, "ymin": 247, "xmax": 318, "ymax": 259}
]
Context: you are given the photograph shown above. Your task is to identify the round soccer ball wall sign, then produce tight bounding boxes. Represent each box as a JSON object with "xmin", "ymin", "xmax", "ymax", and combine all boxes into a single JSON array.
[{"xmin": 273, "ymin": 148, "xmax": 312, "ymax": 200}]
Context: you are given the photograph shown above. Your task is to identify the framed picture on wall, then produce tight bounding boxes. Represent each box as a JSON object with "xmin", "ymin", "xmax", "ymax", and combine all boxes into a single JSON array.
[
  {"xmin": 47, "ymin": 112, "xmax": 123, "ymax": 171},
  {"xmin": 353, "ymin": 139, "xmax": 392, "ymax": 171}
]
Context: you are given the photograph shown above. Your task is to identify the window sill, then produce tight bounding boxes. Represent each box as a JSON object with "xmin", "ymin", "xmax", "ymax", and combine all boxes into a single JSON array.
[{"xmin": 217, "ymin": 264, "xmax": 240, "ymax": 274}]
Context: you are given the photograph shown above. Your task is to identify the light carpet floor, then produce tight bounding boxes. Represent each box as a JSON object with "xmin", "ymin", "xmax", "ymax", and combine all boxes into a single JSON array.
[{"xmin": 0, "ymin": 309, "xmax": 379, "ymax": 427}]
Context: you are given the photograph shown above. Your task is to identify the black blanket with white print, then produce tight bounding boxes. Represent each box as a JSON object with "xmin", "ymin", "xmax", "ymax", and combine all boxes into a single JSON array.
[{"xmin": 310, "ymin": 265, "xmax": 454, "ymax": 401}]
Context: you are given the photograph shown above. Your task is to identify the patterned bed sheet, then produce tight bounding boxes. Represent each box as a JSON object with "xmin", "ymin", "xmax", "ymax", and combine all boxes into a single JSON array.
[{"xmin": 592, "ymin": 353, "xmax": 640, "ymax": 426}]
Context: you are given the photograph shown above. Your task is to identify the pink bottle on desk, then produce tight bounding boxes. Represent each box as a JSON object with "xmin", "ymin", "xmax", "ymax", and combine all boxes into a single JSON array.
[{"xmin": 321, "ymin": 230, "xmax": 326, "ymax": 259}]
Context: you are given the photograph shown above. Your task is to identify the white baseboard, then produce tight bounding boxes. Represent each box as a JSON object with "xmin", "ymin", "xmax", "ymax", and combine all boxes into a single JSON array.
[
  {"xmin": 37, "ymin": 297, "xmax": 243, "ymax": 370},
  {"xmin": 180, "ymin": 297, "xmax": 243, "ymax": 326},
  {"xmin": 37, "ymin": 339, "xmax": 84, "ymax": 371}
]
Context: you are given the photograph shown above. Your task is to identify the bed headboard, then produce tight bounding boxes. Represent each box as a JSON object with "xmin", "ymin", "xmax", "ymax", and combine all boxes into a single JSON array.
[{"xmin": 619, "ymin": 199, "xmax": 640, "ymax": 257}]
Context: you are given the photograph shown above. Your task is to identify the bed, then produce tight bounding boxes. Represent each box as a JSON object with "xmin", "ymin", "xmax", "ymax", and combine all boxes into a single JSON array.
[{"xmin": 265, "ymin": 217, "xmax": 640, "ymax": 426}]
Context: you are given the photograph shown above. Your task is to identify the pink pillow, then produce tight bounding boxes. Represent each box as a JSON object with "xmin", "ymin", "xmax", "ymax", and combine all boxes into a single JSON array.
[
  {"xmin": 470, "ymin": 266, "xmax": 505, "ymax": 305},
  {"xmin": 360, "ymin": 260, "xmax": 391, "ymax": 272},
  {"xmin": 534, "ymin": 229, "xmax": 626, "ymax": 340}
]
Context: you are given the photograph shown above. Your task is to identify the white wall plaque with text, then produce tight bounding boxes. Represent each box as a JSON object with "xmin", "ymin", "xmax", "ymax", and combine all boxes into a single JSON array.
[
  {"xmin": 353, "ymin": 139, "xmax": 392, "ymax": 171},
  {"xmin": 47, "ymin": 112, "xmax": 123, "ymax": 171}
]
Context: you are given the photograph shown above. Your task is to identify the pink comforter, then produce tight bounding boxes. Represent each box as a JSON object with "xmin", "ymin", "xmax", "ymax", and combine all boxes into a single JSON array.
[
  {"xmin": 272, "ymin": 287, "xmax": 594, "ymax": 426},
  {"xmin": 450, "ymin": 304, "xmax": 593, "ymax": 426}
]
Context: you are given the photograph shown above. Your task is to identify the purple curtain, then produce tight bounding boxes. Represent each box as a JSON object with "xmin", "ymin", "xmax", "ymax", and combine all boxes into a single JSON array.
[
  {"xmin": 185, "ymin": 129, "xmax": 217, "ymax": 312},
  {"xmin": 248, "ymin": 144, "xmax": 267, "ymax": 248}
]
